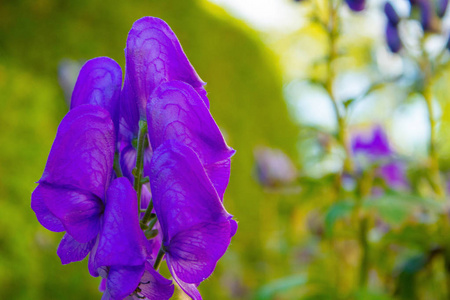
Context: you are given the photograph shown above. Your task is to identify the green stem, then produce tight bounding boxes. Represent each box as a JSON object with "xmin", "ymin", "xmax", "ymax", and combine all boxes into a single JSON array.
[
  {"xmin": 325, "ymin": 0, "xmax": 353, "ymax": 175},
  {"xmin": 153, "ymin": 247, "xmax": 166, "ymax": 270},
  {"xmin": 113, "ymin": 152, "xmax": 123, "ymax": 178},
  {"xmin": 358, "ymin": 217, "xmax": 369, "ymax": 288},
  {"xmin": 140, "ymin": 200, "xmax": 154, "ymax": 228},
  {"xmin": 134, "ymin": 120, "xmax": 148, "ymax": 212}
]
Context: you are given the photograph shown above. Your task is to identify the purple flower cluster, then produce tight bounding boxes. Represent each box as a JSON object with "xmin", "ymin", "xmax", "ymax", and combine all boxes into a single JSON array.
[
  {"xmin": 351, "ymin": 126, "xmax": 408, "ymax": 190},
  {"xmin": 31, "ymin": 17, "xmax": 237, "ymax": 300},
  {"xmin": 384, "ymin": 0, "xmax": 450, "ymax": 53}
]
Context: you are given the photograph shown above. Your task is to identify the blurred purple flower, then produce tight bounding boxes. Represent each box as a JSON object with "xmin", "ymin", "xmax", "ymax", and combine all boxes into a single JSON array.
[
  {"xmin": 384, "ymin": 2, "xmax": 400, "ymax": 25},
  {"xmin": 351, "ymin": 126, "xmax": 408, "ymax": 189},
  {"xmin": 254, "ymin": 146, "xmax": 297, "ymax": 188},
  {"xmin": 345, "ymin": 0, "xmax": 366, "ymax": 12},
  {"xmin": 385, "ymin": 22, "xmax": 402, "ymax": 53}
]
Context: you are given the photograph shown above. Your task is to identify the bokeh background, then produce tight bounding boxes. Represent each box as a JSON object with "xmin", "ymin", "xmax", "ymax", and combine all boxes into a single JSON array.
[{"xmin": 2, "ymin": 0, "xmax": 450, "ymax": 299}]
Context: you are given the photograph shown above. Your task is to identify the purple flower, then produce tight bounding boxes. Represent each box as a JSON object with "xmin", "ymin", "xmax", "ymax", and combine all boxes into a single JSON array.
[
  {"xmin": 146, "ymin": 80, "xmax": 235, "ymax": 200},
  {"xmin": 345, "ymin": 0, "xmax": 365, "ymax": 12},
  {"xmin": 351, "ymin": 126, "xmax": 408, "ymax": 189},
  {"xmin": 31, "ymin": 104, "xmax": 115, "ymax": 262},
  {"xmin": 119, "ymin": 17, "xmax": 207, "ymax": 182},
  {"xmin": 384, "ymin": 2, "xmax": 400, "ymax": 26},
  {"xmin": 71, "ymin": 57, "xmax": 122, "ymax": 136},
  {"xmin": 418, "ymin": 0, "xmax": 433, "ymax": 31},
  {"xmin": 253, "ymin": 146, "xmax": 297, "ymax": 188},
  {"xmin": 385, "ymin": 22, "xmax": 402, "ymax": 53},
  {"xmin": 150, "ymin": 140, "xmax": 237, "ymax": 300},
  {"xmin": 32, "ymin": 16, "xmax": 236, "ymax": 300}
]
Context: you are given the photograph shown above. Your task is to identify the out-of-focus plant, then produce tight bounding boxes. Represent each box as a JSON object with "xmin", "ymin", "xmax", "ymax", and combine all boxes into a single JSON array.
[{"xmin": 253, "ymin": 0, "xmax": 450, "ymax": 298}]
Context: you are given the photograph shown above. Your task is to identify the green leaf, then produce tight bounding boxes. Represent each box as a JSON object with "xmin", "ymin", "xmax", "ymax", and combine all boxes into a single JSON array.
[{"xmin": 255, "ymin": 274, "xmax": 307, "ymax": 300}]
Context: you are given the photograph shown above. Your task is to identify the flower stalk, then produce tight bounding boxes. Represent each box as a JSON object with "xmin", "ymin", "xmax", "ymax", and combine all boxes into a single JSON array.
[{"xmin": 134, "ymin": 120, "xmax": 148, "ymax": 211}]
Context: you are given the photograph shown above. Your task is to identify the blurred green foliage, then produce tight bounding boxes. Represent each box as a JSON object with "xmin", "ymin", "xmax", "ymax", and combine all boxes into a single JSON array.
[{"xmin": 0, "ymin": 0, "xmax": 299, "ymax": 299}]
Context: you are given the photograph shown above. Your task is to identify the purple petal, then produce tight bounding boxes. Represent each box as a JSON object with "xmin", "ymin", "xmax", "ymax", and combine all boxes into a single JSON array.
[
  {"xmin": 57, "ymin": 233, "xmax": 95, "ymax": 264},
  {"xmin": 99, "ymin": 278, "xmax": 107, "ymax": 292},
  {"xmin": 438, "ymin": 0, "xmax": 448, "ymax": 18},
  {"xmin": 119, "ymin": 144, "xmax": 137, "ymax": 183},
  {"xmin": 150, "ymin": 141, "xmax": 235, "ymax": 283},
  {"xmin": 136, "ymin": 262, "xmax": 174, "ymax": 300},
  {"xmin": 71, "ymin": 57, "xmax": 122, "ymax": 135},
  {"xmin": 104, "ymin": 265, "xmax": 145, "ymax": 300},
  {"xmin": 91, "ymin": 178, "xmax": 147, "ymax": 274},
  {"xmin": 39, "ymin": 104, "xmax": 115, "ymax": 201},
  {"xmin": 345, "ymin": 0, "xmax": 365, "ymax": 11},
  {"xmin": 166, "ymin": 222, "xmax": 232, "ymax": 283},
  {"xmin": 147, "ymin": 81, "xmax": 235, "ymax": 199},
  {"xmin": 123, "ymin": 16, "xmax": 208, "ymax": 121},
  {"xmin": 150, "ymin": 140, "xmax": 234, "ymax": 241},
  {"xmin": 31, "ymin": 187, "xmax": 64, "ymax": 232},
  {"xmin": 384, "ymin": 2, "xmax": 399, "ymax": 25},
  {"xmin": 168, "ymin": 264, "xmax": 202, "ymax": 300},
  {"xmin": 34, "ymin": 183, "xmax": 103, "ymax": 243}
]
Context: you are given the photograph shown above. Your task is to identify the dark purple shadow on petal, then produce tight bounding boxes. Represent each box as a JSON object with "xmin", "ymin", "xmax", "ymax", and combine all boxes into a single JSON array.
[
  {"xmin": 124, "ymin": 16, "xmax": 208, "ymax": 120},
  {"xmin": 71, "ymin": 57, "xmax": 122, "ymax": 136},
  {"xmin": 147, "ymin": 81, "xmax": 235, "ymax": 199},
  {"xmin": 57, "ymin": 233, "xmax": 95, "ymax": 264},
  {"xmin": 92, "ymin": 178, "xmax": 147, "ymax": 273},
  {"xmin": 39, "ymin": 105, "xmax": 115, "ymax": 201},
  {"xmin": 36, "ymin": 183, "xmax": 104, "ymax": 243}
]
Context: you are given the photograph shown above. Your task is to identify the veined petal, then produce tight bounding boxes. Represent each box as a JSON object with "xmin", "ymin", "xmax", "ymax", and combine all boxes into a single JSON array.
[
  {"xmin": 147, "ymin": 81, "xmax": 235, "ymax": 199},
  {"xmin": 136, "ymin": 262, "xmax": 174, "ymax": 300},
  {"xmin": 71, "ymin": 57, "xmax": 122, "ymax": 135},
  {"xmin": 119, "ymin": 144, "xmax": 137, "ymax": 183},
  {"xmin": 57, "ymin": 233, "xmax": 96, "ymax": 264},
  {"xmin": 34, "ymin": 183, "xmax": 104, "ymax": 243},
  {"xmin": 39, "ymin": 105, "xmax": 115, "ymax": 201},
  {"xmin": 123, "ymin": 16, "xmax": 208, "ymax": 121},
  {"xmin": 168, "ymin": 264, "xmax": 202, "ymax": 300},
  {"xmin": 103, "ymin": 265, "xmax": 145, "ymax": 300},
  {"xmin": 92, "ymin": 178, "xmax": 147, "ymax": 272},
  {"xmin": 150, "ymin": 140, "xmax": 234, "ymax": 242},
  {"xmin": 166, "ymin": 221, "xmax": 231, "ymax": 284}
]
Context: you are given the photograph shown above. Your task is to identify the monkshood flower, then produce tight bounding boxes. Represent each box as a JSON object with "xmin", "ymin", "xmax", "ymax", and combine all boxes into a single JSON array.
[
  {"xmin": 119, "ymin": 17, "xmax": 207, "ymax": 183},
  {"xmin": 150, "ymin": 140, "xmax": 237, "ymax": 300},
  {"xmin": 351, "ymin": 126, "xmax": 408, "ymax": 189},
  {"xmin": 384, "ymin": 2, "xmax": 402, "ymax": 53}
]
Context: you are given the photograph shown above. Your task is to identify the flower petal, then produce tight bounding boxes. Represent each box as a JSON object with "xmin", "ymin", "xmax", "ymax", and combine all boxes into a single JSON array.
[
  {"xmin": 71, "ymin": 57, "xmax": 122, "ymax": 135},
  {"xmin": 168, "ymin": 264, "xmax": 202, "ymax": 300},
  {"xmin": 34, "ymin": 183, "xmax": 104, "ymax": 243},
  {"xmin": 147, "ymin": 81, "xmax": 234, "ymax": 199},
  {"xmin": 57, "ymin": 233, "xmax": 95, "ymax": 264},
  {"xmin": 166, "ymin": 221, "xmax": 231, "ymax": 283},
  {"xmin": 31, "ymin": 187, "xmax": 64, "ymax": 232},
  {"xmin": 150, "ymin": 140, "xmax": 234, "ymax": 241},
  {"xmin": 92, "ymin": 178, "xmax": 147, "ymax": 273},
  {"xmin": 39, "ymin": 104, "xmax": 115, "ymax": 200},
  {"xmin": 123, "ymin": 16, "xmax": 208, "ymax": 121},
  {"xmin": 137, "ymin": 261, "xmax": 174, "ymax": 300},
  {"xmin": 104, "ymin": 265, "xmax": 145, "ymax": 300}
]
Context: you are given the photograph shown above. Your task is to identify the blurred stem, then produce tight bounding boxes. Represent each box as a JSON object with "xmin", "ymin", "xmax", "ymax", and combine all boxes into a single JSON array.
[
  {"xmin": 325, "ymin": 0, "xmax": 353, "ymax": 175},
  {"xmin": 355, "ymin": 168, "xmax": 374, "ymax": 289},
  {"xmin": 420, "ymin": 38, "xmax": 444, "ymax": 198},
  {"xmin": 134, "ymin": 120, "xmax": 148, "ymax": 212}
]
